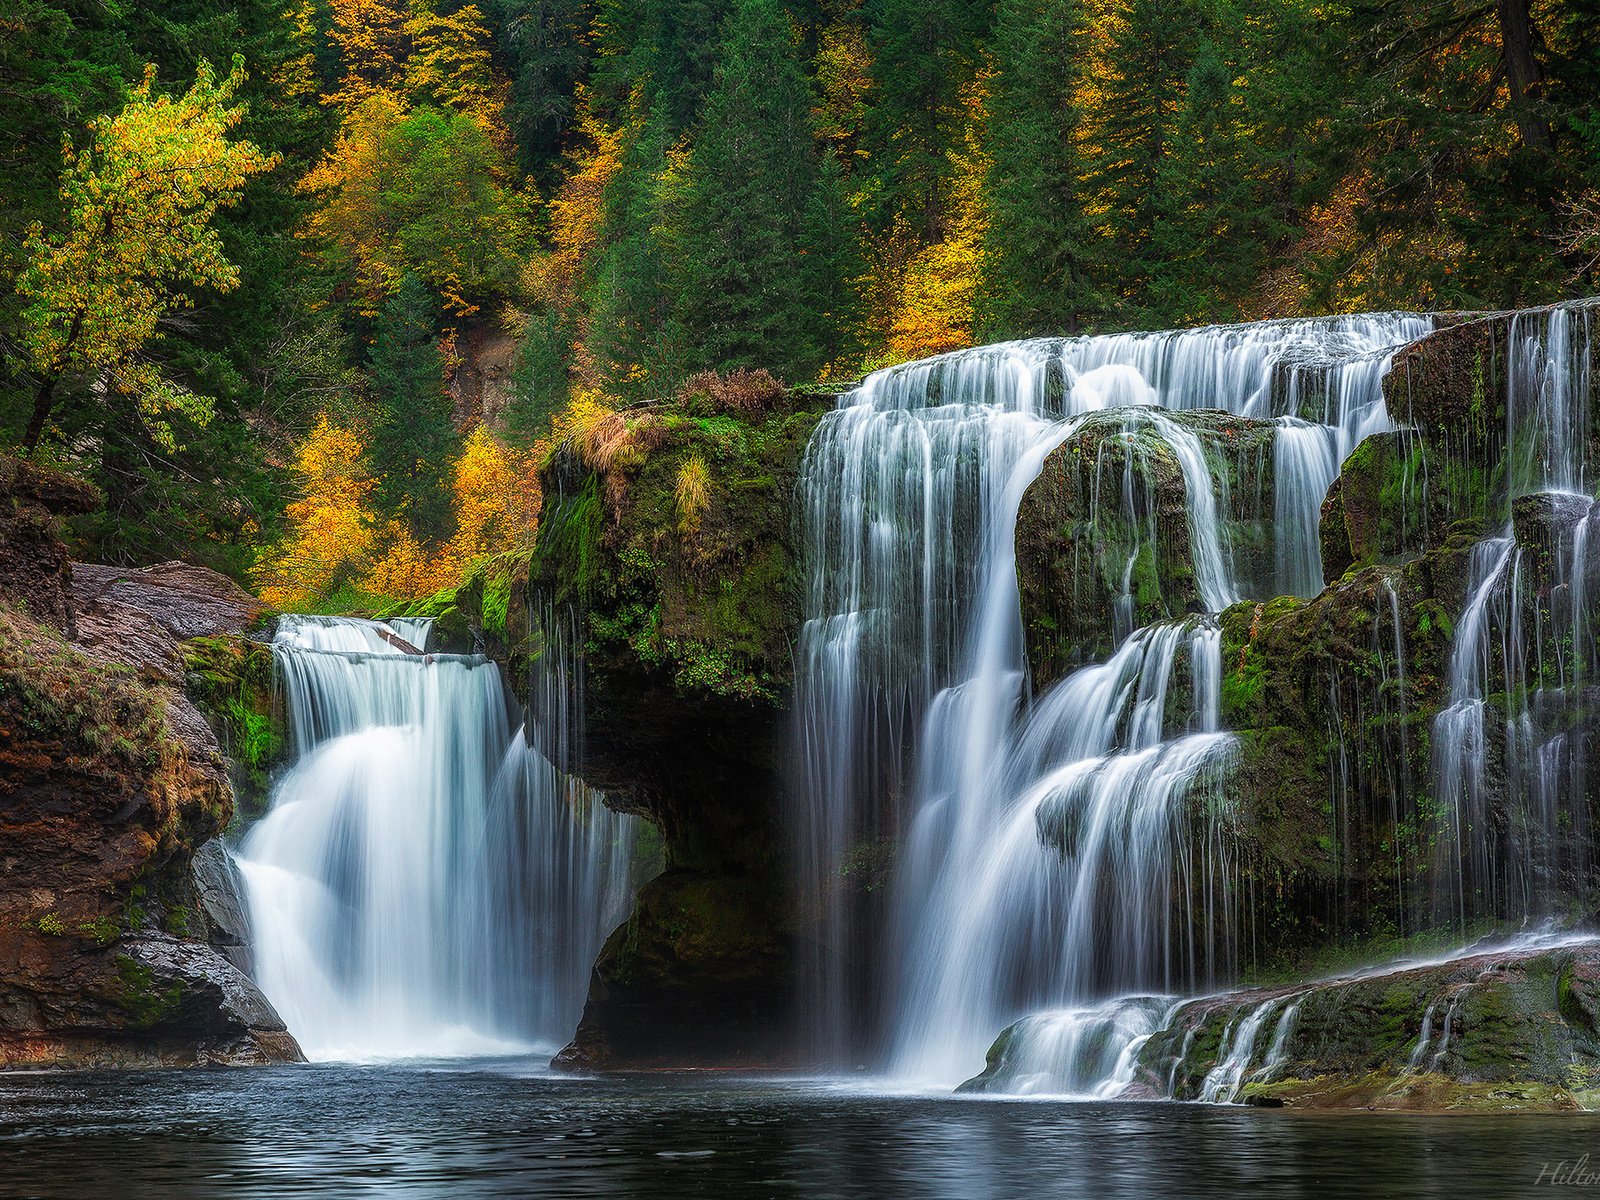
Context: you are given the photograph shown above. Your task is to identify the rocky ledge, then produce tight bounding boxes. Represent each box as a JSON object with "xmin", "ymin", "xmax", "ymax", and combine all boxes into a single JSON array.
[
  {"xmin": 0, "ymin": 455, "xmax": 299, "ymax": 1068},
  {"xmin": 964, "ymin": 936, "xmax": 1600, "ymax": 1111}
]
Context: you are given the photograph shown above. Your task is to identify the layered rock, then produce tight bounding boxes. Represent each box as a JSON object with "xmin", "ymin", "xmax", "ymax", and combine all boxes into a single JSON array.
[
  {"xmin": 0, "ymin": 457, "xmax": 298, "ymax": 1068},
  {"xmin": 407, "ymin": 394, "xmax": 828, "ymax": 1068}
]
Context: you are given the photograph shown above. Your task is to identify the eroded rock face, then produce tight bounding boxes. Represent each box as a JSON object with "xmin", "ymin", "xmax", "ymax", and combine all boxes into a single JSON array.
[
  {"xmin": 438, "ymin": 395, "xmax": 829, "ymax": 1070},
  {"xmin": 1015, "ymin": 408, "xmax": 1276, "ymax": 687},
  {"xmin": 0, "ymin": 455, "xmax": 298, "ymax": 1068},
  {"xmin": 0, "ymin": 457, "xmax": 97, "ymax": 634}
]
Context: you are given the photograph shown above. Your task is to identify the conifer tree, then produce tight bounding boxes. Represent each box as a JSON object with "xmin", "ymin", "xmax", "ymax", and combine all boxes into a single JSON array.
[
  {"xmin": 1082, "ymin": 0, "xmax": 1200, "ymax": 316},
  {"xmin": 862, "ymin": 0, "xmax": 988, "ymax": 242},
  {"xmin": 367, "ymin": 274, "xmax": 459, "ymax": 536},
  {"xmin": 980, "ymin": 0, "xmax": 1101, "ymax": 338},
  {"xmin": 674, "ymin": 0, "xmax": 823, "ymax": 378},
  {"xmin": 1144, "ymin": 44, "xmax": 1271, "ymax": 324},
  {"xmin": 585, "ymin": 101, "xmax": 685, "ymax": 395},
  {"xmin": 797, "ymin": 148, "xmax": 867, "ymax": 372}
]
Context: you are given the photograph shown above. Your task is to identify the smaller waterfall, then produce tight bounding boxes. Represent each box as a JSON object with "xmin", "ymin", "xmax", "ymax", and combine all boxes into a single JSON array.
[
  {"xmin": 963, "ymin": 996, "xmax": 1171, "ymax": 1097},
  {"xmin": 237, "ymin": 615, "xmax": 638, "ymax": 1061},
  {"xmin": 1273, "ymin": 418, "xmax": 1340, "ymax": 597},
  {"xmin": 888, "ymin": 618, "xmax": 1235, "ymax": 1083}
]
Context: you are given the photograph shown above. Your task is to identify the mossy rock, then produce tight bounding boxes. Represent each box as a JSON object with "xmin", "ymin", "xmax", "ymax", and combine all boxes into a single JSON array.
[{"xmin": 182, "ymin": 633, "xmax": 286, "ymax": 821}]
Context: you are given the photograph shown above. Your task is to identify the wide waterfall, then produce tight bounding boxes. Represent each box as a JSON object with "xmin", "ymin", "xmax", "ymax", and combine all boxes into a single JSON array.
[
  {"xmin": 793, "ymin": 314, "xmax": 1432, "ymax": 1082},
  {"xmin": 236, "ymin": 615, "xmax": 638, "ymax": 1061}
]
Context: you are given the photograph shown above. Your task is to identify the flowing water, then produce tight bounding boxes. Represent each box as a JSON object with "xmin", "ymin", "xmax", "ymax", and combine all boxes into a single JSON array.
[
  {"xmin": 235, "ymin": 616, "xmax": 638, "ymax": 1062},
  {"xmin": 793, "ymin": 314, "xmax": 1432, "ymax": 1081}
]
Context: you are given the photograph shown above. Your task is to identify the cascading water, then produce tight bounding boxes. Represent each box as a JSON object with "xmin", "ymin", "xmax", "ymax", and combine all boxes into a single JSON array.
[
  {"xmin": 1428, "ymin": 306, "xmax": 1599, "ymax": 928},
  {"xmin": 793, "ymin": 314, "xmax": 1432, "ymax": 1082},
  {"xmin": 236, "ymin": 615, "xmax": 638, "ymax": 1062}
]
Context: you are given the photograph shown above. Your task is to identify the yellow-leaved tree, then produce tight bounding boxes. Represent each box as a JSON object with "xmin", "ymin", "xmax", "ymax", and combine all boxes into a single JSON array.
[
  {"xmin": 257, "ymin": 415, "xmax": 377, "ymax": 609},
  {"xmin": 18, "ymin": 56, "xmax": 278, "ymax": 452}
]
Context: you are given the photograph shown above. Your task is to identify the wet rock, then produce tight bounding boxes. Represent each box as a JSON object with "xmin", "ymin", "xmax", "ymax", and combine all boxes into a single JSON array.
[
  {"xmin": 554, "ymin": 870, "xmax": 796, "ymax": 1070},
  {"xmin": 191, "ymin": 840, "xmax": 254, "ymax": 975},
  {"xmin": 1139, "ymin": 939, "xmax": 1600, "ymax": 1111},
  {"xmin": 1015, "ymin": 408, "xmax": 1276, "ymax": 687}
]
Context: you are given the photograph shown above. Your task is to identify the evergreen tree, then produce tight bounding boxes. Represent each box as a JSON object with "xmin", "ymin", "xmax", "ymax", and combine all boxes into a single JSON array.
[
  {"xmin": 367, "ymin": 274, "xmax": 459, "ymax": 536},
  {"xmin": 796, "ymin": 148, "xmax": 866, "ymax": 371},
  {"xmin": 590, "ymin": 0, "xmax": 735, "ymax": 131},
  {"xmin": 489, "ymin": 0, "xmax": 594, "ymax": 175},
  {"xmin": 585, "ymin": 101, "xmax": 685, "ymax": 395},
  {"xmin": 1083, "ymin": 0, "xmax": 1201, "ymax": 315},
  {"xmin": 1144, "ymin": 44, "xmax": 1273, "ymax": 324},
  {"xmin": 979, "ymin": 0, "xmax": 1101, "ymax": 338},
  {"xmin": 861, "ymin": 0, "xmax": 989, "ymax": 242},
  {"xmin": 674, "ymin": 0, "xmax": 823, "ymax": 378}
]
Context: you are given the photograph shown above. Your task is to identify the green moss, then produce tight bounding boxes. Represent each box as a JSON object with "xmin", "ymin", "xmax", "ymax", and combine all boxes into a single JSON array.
[
  {"xmin": 113, "ymin": 956, "xmax": 185, "ymax": 1027},
  {"xmin": 183, "ymin": 634, "xmax": 284, "ymax": 820}
]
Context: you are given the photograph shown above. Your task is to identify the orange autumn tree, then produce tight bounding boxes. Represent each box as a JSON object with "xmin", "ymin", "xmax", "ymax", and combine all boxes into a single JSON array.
[
  {"xmin": 445, "ymin": 425, "xmax": 542, "ymax": 564},
  {"xmin": 367, "ymin": 425, "xmax": 540, "ymax": 599}
]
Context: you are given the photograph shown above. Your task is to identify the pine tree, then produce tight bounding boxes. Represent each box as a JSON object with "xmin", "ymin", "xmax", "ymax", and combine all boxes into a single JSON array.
[
  {"xmin": 367, "ymin": 274, "xmax": 459, "ymax": 536},
  {"xmin": 674, "ymin": 0, "xmax": 823, "ymax": 378},
  {"xmin": 980, "ymin": 0, "xmax": 1101, "ymax": 338}
]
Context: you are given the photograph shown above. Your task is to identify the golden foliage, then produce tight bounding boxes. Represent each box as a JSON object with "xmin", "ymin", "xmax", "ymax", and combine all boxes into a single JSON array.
[
  {"xmin": 19, "ymin": 57, "xmax": 278, "ymax": 449},
  {"xmin": 299, "ymin": 91, "xmax": 409, "ymax": 302},
  {"xmin": 259, "ymin": 416, "xmax": 544, "ymax": 608},
  {"xmin": 326, "ymin": 0, "xmax": 411, "ymax": 114},
  {"xmin": 532, "ymin": 94, "xmax": 628, "ymax": 304},
  {"xmin": 257, "ymin": 415, "xmax": 376, "ymax": 607},
  {"xmin": 814, "ymin": 19, "xmax": 872, "ymax": 163},
  {"xmin": 402, "ymin": 3, "xmax": 510, "ymax": 139},
  {"xmin": 883, "ymin": 71, "xmax": 990, "ymax": 363},
  {"xmin": 445, "ymin": 424, "xmax": 541, "ymax": 564},
  {"xmin": 362, "ymin": 521, "xmax": 457, "ymax": 599}
]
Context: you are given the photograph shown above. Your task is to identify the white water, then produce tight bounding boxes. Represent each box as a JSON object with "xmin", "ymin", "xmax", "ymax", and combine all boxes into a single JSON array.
[
  {"xmin": 794, "ymin": 314, "xmax": 1432, "ymax": 1082},
  {"xmin": 237, "ymin": 615, "xmax": 638, "ymax": 1062},
  {"xmin": 1428, "ymin": 305, "xmax": 1599, "ymax": 927}
]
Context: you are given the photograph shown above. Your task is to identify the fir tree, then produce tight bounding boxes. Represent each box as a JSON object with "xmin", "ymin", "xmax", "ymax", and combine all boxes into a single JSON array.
[
  {"xmin": 980, "ymin": 0, "xmax": 1101, "ymax": 338},
  {"xmin": 1144, "ymin": 44, "xmax": 1271, "ymax": 325},
  {"xmin": 367, "ymin": 274, "xmax": 458, "ymax": 536},
  {"xmin": 674, "ymin": 0, "xmax": 822, "ymax": 378},
  {"xmin": 797, "ymin": 147, "xmax": 867, "ymax": 372},
  {"xmin": 862, "ymin": 0, "xmax": 988, "ymax": 242}
]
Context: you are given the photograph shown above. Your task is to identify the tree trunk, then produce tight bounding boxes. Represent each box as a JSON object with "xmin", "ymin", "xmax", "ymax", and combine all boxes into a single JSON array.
[
  {"xmin": 23, "ymin": 377, "xmax": 55, "ymax": 454},
  {"xmin": 1496, "ymin": 0, "xmax": 1552, "ymax": 152}
]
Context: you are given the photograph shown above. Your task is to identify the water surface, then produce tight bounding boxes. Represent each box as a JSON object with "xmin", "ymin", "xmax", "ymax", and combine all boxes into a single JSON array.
[{"xmin": 0, "ymin": 1064, "xmax": 1592, "ymax": 1198}]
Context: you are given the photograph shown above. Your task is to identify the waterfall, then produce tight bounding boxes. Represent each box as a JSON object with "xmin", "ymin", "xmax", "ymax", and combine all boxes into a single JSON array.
[
  {"xmin": 236, "ymin": 615, "xmax": 638, "ymax": 1062},
  {"xmin": 1428, "ymin": 306, "xmax": 1599, "ymax": 929},
  {"xmin": 793, "ymin": 314, "xmax": 1431, "ymax": 1080}
]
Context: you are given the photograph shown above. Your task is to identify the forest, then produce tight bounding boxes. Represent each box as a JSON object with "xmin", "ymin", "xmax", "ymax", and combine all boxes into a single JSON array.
[{"xmin": 3, "ymin": 0, "xmax": 1599, "ymax": 606}]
